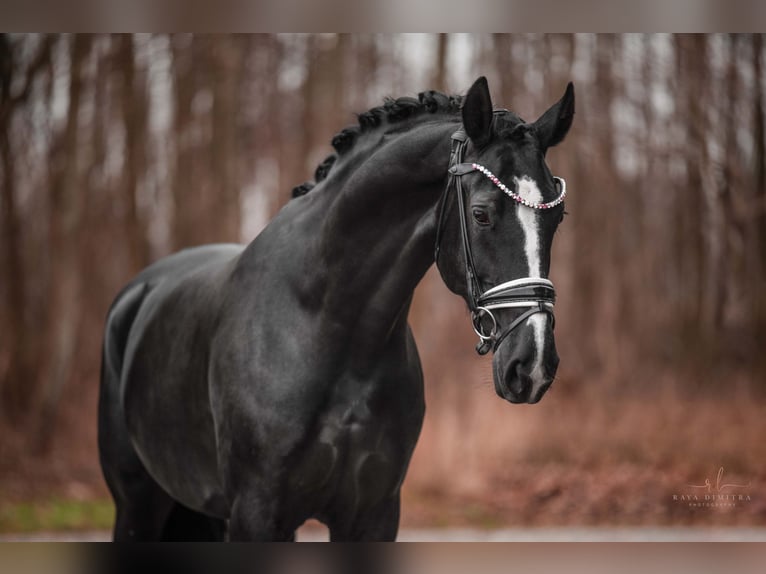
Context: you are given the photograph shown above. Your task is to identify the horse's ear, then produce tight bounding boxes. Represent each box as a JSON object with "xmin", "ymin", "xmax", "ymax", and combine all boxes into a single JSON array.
[
  {"xmin": 532, "ymin": 82, "xmax": 575, "ymax": 152},
  {"xmin": 462, "ymin": 76, "xmax": 493, "ymax": 148}
]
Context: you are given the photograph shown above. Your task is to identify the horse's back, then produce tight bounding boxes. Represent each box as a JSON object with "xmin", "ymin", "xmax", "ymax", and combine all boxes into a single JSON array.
[
  {"xmin": 127, "ymin": 243, "xmax": 244, "ymax": 288},
  {"xmin": 103, "ymin": 243, "xmax": 244, "ymax": 389}
]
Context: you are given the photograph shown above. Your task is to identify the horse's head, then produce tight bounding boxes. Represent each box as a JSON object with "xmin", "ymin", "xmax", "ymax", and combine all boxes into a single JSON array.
[{"xmin": 436, "ymin": 77, "xmax": 574, "ymax": 404}]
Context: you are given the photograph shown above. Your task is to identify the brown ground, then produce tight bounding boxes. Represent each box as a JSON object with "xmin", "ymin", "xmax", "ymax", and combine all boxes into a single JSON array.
[
  {"xmin": 404, "ymin": 363, "xmax": 766, "ymax": 527},
  {"xmin": 1, "ymin": 360, "xmax": 764, "ymax": 529}
]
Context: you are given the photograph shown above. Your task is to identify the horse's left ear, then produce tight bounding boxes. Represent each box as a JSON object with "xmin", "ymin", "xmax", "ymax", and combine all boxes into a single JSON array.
[
  {"xmin": 533, "ymin": 82, "xmax": 575, "ymax": 152},
  {"xmin": 462, "ymin": 76, "xmax": 493, "ymax": 149}
]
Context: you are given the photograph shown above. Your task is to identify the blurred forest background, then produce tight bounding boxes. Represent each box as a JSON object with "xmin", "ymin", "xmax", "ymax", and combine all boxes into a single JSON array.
[{"xmin": 1, "ymin": 34, "xmax": 765, "ymax": 532}]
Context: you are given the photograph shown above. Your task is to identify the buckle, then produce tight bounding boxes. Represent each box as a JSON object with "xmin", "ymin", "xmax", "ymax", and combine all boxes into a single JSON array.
[{"xmin": 448, "ymin": 163, "xmax": 478, "ymax": 176}]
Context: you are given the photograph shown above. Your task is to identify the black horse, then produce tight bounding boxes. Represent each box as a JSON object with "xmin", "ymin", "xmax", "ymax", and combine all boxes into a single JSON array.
[{"xmin": 98, "ymin": 76, "xmax": 574, "ymax": 541}]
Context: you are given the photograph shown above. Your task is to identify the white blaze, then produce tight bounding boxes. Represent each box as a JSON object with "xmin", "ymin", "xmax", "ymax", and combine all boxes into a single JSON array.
[
  {"xmin": 515, "ymin": 176, "xmax": 543, "ymax": 277},
  {"xmin": 514, "ymin": 176, "xmax": 548, "ymax": 392}
]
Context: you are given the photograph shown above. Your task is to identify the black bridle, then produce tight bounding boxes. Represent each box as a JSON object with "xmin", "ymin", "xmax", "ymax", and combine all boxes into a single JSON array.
[{"xmin": 434, "ymin": 126, "xmax": 562, "ymax": 355}]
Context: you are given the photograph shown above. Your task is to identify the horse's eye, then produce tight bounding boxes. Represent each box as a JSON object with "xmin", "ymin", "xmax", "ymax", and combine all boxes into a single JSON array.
[{"xmin": 472, "ymin": 207, "xmax": 491, "ymax": 226}]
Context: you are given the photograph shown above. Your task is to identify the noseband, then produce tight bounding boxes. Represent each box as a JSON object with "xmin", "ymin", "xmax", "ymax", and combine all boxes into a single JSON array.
[{"xmin": 434, "ymin": 126, "xmax": 566, "ymax": 355}]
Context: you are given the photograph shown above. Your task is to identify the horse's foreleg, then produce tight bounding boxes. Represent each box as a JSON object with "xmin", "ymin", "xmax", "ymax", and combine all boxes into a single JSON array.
[
  {"xmin": 227, "ymin": 490, "xmax": 295, "ymax": 541},
  {"xmin": 330, "ymin": 491, "xmax": 401, "ymax": 542},
  {"xmin": 111, "ymin": 479, "xmax": 176, "ymax": 541}
]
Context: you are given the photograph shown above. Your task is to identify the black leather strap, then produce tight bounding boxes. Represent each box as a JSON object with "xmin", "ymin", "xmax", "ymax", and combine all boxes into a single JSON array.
[
  {"xmin": 479, "ymin": 285, "xmax": 556, "ymax": 307},
  {"xmin": 433, "ymin": 131, "xmax": 464, "ymax": 263},
  {"xmin": 435, "ymin": 128, "xmax": 483, "ymax": 310},
  {"xmin": 492, "ymin": 302, "xmax": 555, "ymax": 352}
]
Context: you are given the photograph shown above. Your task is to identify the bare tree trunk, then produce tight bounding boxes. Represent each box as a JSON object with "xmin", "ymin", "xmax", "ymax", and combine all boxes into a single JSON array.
[
  {"xmin": 37, "ymin": 34, "xmax": 91, "ymax": 450},
  {"xmin": 0, "ymin": 36, "xmax": 28, "ymax": 422},
  {"xmin": 260, "ymin": 35, "xmax": 285, "ymax": 218},
  {"xmin": 690, "ymin": 35, "xmax": 724, "ymax": 341},
  {"xmin": 0, "ymin": 35, "xmax": 54, "ymax": 424},
  {"xmin": 568, "ymin": 37, "xmax": 599, "ymax": 376},
  {"xmin": 751, "ymin": 34, "xmax": 766, "ymax": 356},
  {"xmin": 673, "ymin": 34, "xmax": 709, "ymax": 350},
  {"xmin": 305, "ymin": 34, "xmax": 348, "ymax": 172},
  {"xmin": 170, "ymin": 34, "xmax": 197, "ymax": 250},
  {"xmin": 118, "ymin": 34, "xmax": 151, "ymax": 273},
  {"xmin": 715, "ymin": 35, "xmax": 741, "ymax": 337},
  {"xmin": 211, "ymin": 35, "xmax": 247, "ymax": 242},
  {"xmin": 432, "ymin": 34, "xmax": 448, "ymax": 92},
  {"xmin": 491, "ymin": 34, "xmax": 513, "ymax": 104},
  {"xmin": 586, "ymin": 34, "xmax": 618, "ymax": 375},
  {"xmin": 639, "ymin": 35, "xmax": 657, "ymax": 309},
  {"xmin": 298, "ymin": 34, "xmax": 319, "ymax": 189},
  {"xmin": 350, "ymin": 34, "xmax": 378, "ymax": 110}
]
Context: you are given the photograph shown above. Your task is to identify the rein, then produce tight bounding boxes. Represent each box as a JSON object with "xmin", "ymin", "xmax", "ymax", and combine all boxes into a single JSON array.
[{"xmin": 434, "ymin": 125, "xmax": 563, "ymax": 356}]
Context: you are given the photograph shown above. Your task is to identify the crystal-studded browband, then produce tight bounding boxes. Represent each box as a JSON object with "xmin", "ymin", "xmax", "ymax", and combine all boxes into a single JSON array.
[
  {"xmin": 450, "ymin": 162, "xmax": 567, "ymax": 210},
  {"xmin": 473, "ymin": 164, "xmax": 566, "ymax": 210}
]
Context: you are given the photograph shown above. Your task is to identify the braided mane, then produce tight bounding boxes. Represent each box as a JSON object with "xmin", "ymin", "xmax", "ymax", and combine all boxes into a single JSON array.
[{"xmin": 291, "ymin": 90, "xmax": 464, "ymax": 198}]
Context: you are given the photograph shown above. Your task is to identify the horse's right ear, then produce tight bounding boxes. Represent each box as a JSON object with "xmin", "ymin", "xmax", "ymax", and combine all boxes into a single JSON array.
[
  {"xmin": 462, "ymin": 76, "xmax": 493, "ymax": 149},
  {"xmin": 533, "ymin": 82, "xmax": 575, "ymax": 152}
]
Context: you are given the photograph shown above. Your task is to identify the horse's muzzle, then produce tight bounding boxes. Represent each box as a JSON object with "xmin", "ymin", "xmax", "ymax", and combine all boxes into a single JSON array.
[{"xmin": 492, "ymin": 324, "xmax": 559, "ymax": 404}]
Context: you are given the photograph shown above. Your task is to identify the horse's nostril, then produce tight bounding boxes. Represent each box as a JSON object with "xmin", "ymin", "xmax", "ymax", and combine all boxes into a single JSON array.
[{"xmin": 505, "ymin": 362, "xmax": 527, "ymax": 396}]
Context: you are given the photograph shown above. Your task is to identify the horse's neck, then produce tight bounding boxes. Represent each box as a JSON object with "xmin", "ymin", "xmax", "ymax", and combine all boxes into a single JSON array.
[{"xmin": 307, "ymin": 122, "xmax": 456, "ymax": 357}]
